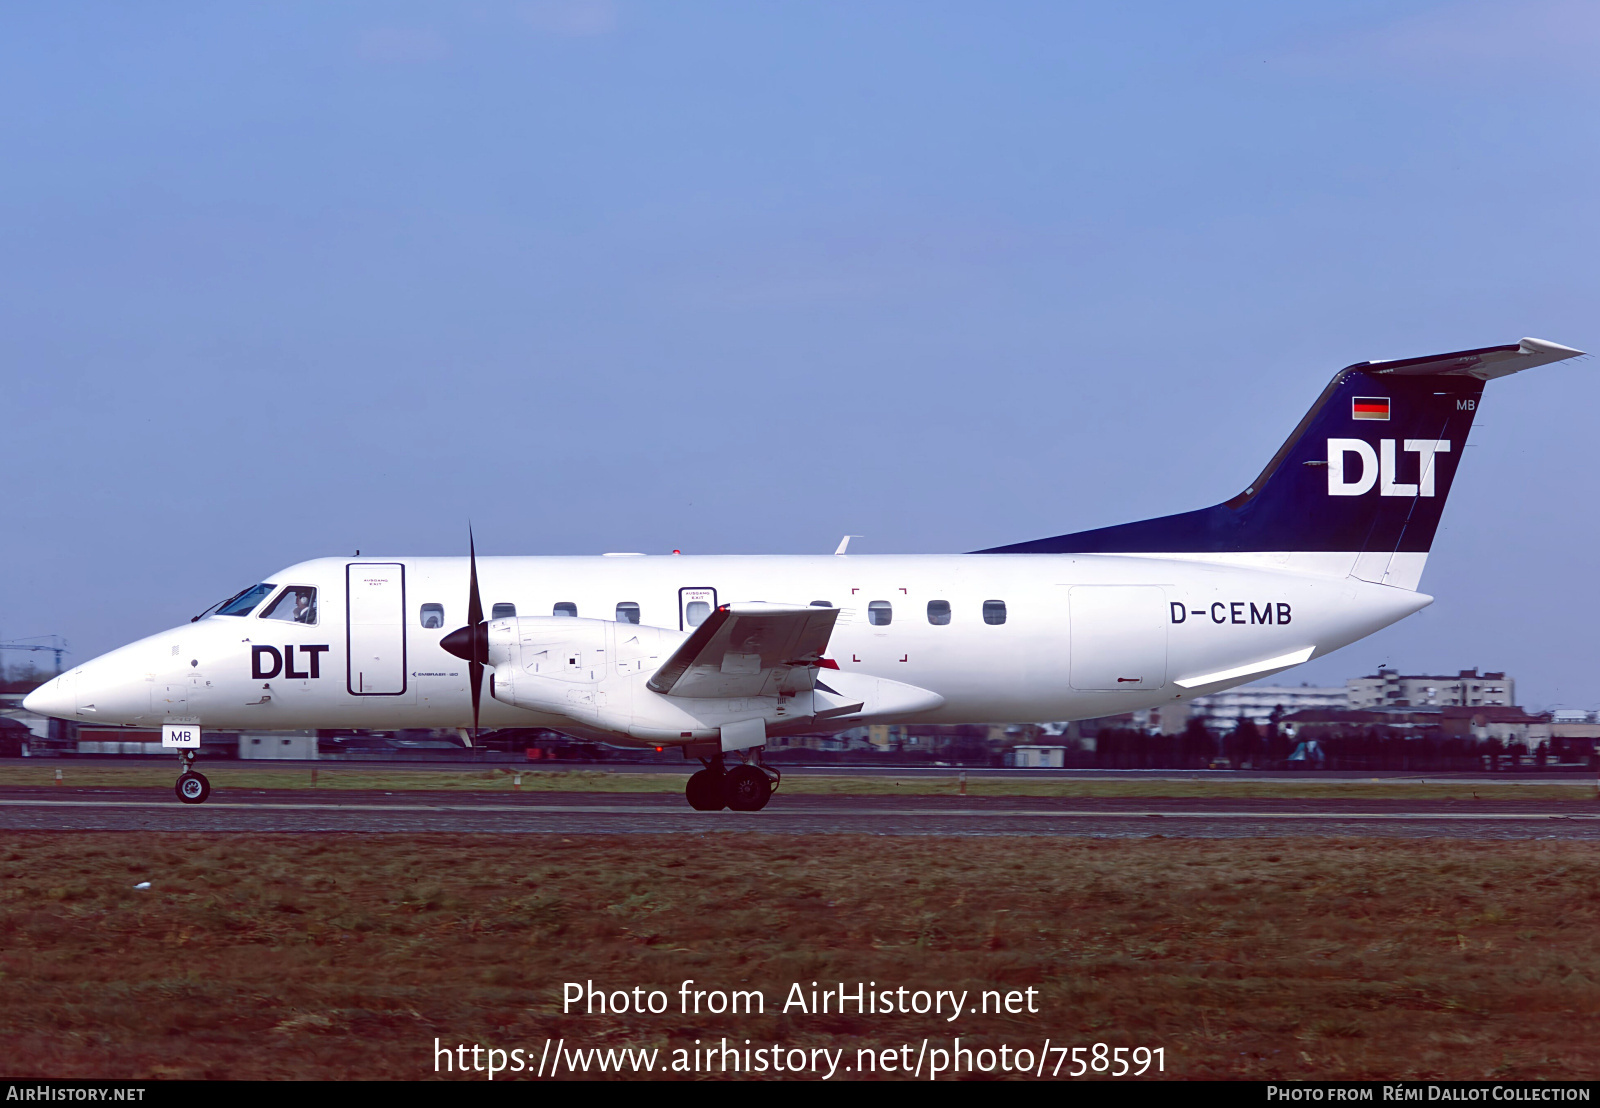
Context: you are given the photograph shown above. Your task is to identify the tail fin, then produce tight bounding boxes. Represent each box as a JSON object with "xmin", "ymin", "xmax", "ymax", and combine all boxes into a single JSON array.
[{"xmin": 979, "ymin": 338, "xmax": 1584, "ymax": 589}]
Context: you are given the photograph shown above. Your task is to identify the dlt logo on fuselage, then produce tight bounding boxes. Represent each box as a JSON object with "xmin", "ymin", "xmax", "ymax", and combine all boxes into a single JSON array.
[
  {"xmin": 1327, "ymin": 438, "xmax": 1450, "ymax": 497},
  {"xmin": 252, "ymin": 645, "xmax": 330, "ymax": 679}
]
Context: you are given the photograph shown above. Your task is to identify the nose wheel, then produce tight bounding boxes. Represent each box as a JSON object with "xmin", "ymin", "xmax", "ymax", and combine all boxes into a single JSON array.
[
  {"xmin": 176, "ymin": 772, "xmax": 210, "ymax": 804},
  {"xmin": 174, "ymin": 750, "xmax": 210, "ymax": 804}
]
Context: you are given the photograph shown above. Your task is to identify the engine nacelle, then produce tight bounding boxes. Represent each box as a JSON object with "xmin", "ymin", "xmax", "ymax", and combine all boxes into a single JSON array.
[{"xmin": 485, "ymin": 616, "xmax": 944, "ymax": 745}]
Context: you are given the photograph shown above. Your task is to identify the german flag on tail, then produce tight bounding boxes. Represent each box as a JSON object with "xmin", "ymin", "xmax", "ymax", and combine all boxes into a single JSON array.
[{"xmin": 1352, "ymin": 396, "xmax": 1390, "ymax": 420}]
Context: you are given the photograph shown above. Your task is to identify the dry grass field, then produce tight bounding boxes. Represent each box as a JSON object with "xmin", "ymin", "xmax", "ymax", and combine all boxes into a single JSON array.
[
  {"xmin": 0, "ymin": 833, "xmax": 1596, "ymax": 1080},
  {"xmin": 2, "ymin": 763, "xmax": 1594, "ymax": 800}
]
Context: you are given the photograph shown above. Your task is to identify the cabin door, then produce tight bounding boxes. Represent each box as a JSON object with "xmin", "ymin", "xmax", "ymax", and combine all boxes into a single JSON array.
[{"xmin": 347, "ymin": 563, "xmax": 408, "ymax": 695}]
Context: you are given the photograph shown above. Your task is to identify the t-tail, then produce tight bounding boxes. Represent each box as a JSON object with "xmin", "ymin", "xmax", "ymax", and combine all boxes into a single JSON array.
[{"xmin": 978, "ymin": 337, "xmax": 1585, "ymax": 590}]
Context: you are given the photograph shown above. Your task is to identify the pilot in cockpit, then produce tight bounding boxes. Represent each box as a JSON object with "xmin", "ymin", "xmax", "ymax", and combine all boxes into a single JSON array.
[{"xmin": 262, "ymin": 586, "xmax": 318, "ymax": 625}]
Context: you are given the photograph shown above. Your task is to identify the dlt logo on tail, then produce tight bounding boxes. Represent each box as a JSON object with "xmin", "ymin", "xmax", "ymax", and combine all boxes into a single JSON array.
[{"xmin": 1327, "ymin": 439, "xmax": 1451, "ymax": 497}]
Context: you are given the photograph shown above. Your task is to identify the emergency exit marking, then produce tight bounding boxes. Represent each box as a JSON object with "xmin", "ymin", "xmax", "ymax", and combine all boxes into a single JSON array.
[{"xmin": 162, "ymin": 724, "xmax": 200, "ymax": 749}]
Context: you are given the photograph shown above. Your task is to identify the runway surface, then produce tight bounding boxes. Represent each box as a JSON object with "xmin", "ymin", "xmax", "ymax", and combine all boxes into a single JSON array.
[
  {"xmin": 9, "ymin": 756, "xmax": 1592, "ymax": 785},
  {"xmin": 3, "ymin": 787, "xmax": 1599, "ymax": 837}
]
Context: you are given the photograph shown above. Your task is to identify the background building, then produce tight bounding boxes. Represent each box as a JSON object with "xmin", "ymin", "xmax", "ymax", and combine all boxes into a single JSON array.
[
  {"xmin": 1346, "ymin": 668, "xmax": 1514, "ymax": 709},
  {"xmin": 1187, "ymin": 685, "xmax": 1347, "ymax": 729}
]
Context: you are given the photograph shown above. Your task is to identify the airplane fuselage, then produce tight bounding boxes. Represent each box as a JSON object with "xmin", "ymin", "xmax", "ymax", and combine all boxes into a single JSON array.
[{"xmin": 31, "ymin": 552, "xmax": 1430, "ymax": 742}]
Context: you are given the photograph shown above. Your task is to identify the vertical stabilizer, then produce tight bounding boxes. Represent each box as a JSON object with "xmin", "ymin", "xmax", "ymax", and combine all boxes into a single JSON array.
[{"xmin": 978, "ymin": 338, "xmax": 1584, "ymax": 589}]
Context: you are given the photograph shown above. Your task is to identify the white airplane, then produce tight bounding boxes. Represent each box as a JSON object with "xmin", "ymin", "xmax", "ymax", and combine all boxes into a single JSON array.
[{"xmin": 25, "ymin": 338, "xmax": 1584, "ymax": 810}]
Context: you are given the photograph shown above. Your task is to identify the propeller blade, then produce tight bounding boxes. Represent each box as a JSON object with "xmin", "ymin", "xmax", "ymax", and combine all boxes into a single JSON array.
[
  {"xmin": 467, "ymin": 527, "xmax": 483, "ymax": 628},
  {"xmin": 468, "ymin": 658, "xmax": 482, "ymax": 735},
  {"xmin": 467, "ymin": 527, "xmax": 483, "ymax": 735}
]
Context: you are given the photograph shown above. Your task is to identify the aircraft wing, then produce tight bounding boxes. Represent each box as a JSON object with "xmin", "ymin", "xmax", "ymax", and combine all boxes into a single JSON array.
[{"xmin": 646, "ymin": 603, "xmax": 839, "ymax": 698}]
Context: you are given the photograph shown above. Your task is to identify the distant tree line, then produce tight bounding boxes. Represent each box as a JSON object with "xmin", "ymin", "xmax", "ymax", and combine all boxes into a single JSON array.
[{"xmin": 1091, "ymin": 720, "xmax": 1571, "ymax": 772}]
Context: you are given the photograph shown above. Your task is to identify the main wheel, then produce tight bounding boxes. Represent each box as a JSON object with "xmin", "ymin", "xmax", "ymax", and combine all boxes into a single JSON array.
[
  {"xmin": 175, "ymin": 771, "xmax": 210, "ymax": 805},
  {"xmin": 685, "ymin": 769, "xmax": 726, "ymax": 811},
  {"xmin": 723, "ymin": 765, "xmax": 772, "ymax": 812}
]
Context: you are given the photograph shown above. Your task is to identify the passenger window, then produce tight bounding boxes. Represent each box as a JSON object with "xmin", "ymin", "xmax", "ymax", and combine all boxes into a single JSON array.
[
  {"xmin": 809, "ymin": 600, "xmax": 832, "ymax": 608},
  {"xmin": 616, "ymin": 602, "xmax": 641, "ymax": 624},
  {"xmin": 868, "ymin": 600, "xmax": 893, "ymax": 626},
  {"xmin": 685, "ymin": 601, "xmax": 711, "ymax": 627},
  {"xmin": 261, "ymin": 586, "xmax": 318, "ymax": 625},
  {"xmin": 216, "ymin": 583, "xmax": 276, "ymax": 617},
  {"xmin": 492, "ymin": 603, "xmax": 516, "ymax": 619},
  {"xmin": 983, "ymin": 599, "xmax": 1007, "ymax": 625},
  {"xmin": 553, "ymin": 602, "xmax": 578, "ymax": 617},
  {"xmin": 420, "ymin": 603, "xmax": 444, "ymax": 629},
  {"xmin": 927, "ymin": 600, "xmax": 951, "ymax": 626}
]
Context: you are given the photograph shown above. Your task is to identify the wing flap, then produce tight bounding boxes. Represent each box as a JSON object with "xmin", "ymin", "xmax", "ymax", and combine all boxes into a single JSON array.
[{"xmin": 647, "ymin": 603, "xmax": 839, "ymax": 698}]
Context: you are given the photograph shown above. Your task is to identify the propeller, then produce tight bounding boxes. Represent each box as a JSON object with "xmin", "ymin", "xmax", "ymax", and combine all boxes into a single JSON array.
[{"xmin": 440, "ymin": 528, "xmax": 488, "ymax": 735}]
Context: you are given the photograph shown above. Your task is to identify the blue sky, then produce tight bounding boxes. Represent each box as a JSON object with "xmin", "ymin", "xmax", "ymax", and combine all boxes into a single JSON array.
[{"xmin": 3, "ymin": 2, "xmax": 1596, "ymax": 707}]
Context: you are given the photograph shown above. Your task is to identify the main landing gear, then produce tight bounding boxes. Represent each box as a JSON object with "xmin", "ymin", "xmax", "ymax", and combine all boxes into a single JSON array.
[
  {"xmin": 174, "ymin": 750, "xmax": 210, "ymax": 805},
  {"xmin": 685, "ymin": 751, "xmax": 779, "ymax": 812}
]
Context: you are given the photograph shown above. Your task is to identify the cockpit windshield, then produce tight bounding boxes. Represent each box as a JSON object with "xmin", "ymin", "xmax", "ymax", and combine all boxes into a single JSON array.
[{"xmin": 211, "ymin": 583, "xmax": 278, "ymax": 618}]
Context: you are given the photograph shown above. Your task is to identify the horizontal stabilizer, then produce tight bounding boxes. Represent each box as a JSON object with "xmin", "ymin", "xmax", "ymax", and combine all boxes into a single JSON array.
[{"xmin": 1356, "ymin": 337, "xmax": 1583, "ymax": 380}]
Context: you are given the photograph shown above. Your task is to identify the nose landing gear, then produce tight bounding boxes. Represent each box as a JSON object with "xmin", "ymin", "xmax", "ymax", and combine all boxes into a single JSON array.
[
  {"xmin": 174, "ymin": 750, "xmax": 210, "ymax": 805},
  {"xmin": 683, "ymin": 750, "xmax": 778, "ymax": 812}
]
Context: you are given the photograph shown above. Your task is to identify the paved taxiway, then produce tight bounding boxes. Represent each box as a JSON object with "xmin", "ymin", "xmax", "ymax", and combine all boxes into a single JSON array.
[{"xmin": 3, "ymin": 787, "xmax": 1599, "ymax": 837}]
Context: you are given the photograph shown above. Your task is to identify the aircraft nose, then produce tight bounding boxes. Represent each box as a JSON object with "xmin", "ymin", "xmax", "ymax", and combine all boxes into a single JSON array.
[{"xmin": 22, "ymin": 673, "xmax": 75, "ymax": 719}]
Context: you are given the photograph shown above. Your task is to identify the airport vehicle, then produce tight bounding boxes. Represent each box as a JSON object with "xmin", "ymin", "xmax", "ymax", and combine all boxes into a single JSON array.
[{"xmin": 24, "ymin": 338, "xmax": 1583, "ymax": 809}]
